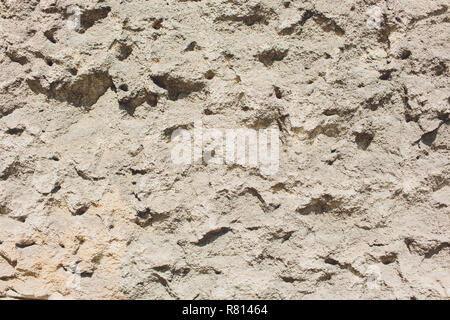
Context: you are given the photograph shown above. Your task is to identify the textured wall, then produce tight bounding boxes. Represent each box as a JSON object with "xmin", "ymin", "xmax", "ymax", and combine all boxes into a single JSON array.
[{"xmin": 0, "ymin": 0, "xmax": 449, "ymax": 299}]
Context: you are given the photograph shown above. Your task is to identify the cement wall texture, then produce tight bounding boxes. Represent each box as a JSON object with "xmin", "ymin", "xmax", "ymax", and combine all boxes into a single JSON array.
[{"xmin": 0, "ymin": 0, "xmax": 449, "ymax": 300}]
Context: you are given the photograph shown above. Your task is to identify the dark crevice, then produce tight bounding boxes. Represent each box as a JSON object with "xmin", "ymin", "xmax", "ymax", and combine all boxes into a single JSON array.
[
  {"xmin": 44, "ymin": 28, "xmax": 58, "ymax": 43},
  {"xmin": 0, "ymin": 161, "xmax": 20, "ymax": 181},
  {"xmin": 312, "ymin": 12, "xmax": 345, "ymax": 36},
  {"xmin": 421, "ymin": 128, "xmax": 438, "ymax": 146},
  {"xmin": 152, "ymin": 18, "xmax": 163, "ymax": 30},
  {"xmin": 355, "ymin": 132, "xmax": 374, "ymax": 150},
  {"xmin": 151, "ymin": 272, "xmax": 179, "ymax": 299},
  {"xmin": 379, "ymin": 69, "xmax": 395, "ymax": 81},
  {"xmin": 297, "ymin": 194, "xmax": 342, "ymax": 215},
  {"xmin": 204, "ymin": 70, "xmax": 215, "ymax": 80},
  {"xmin": 75, "ymin": 168, "xmax": 105, "ymax": 181},
  {"xmin": 27, "ymin": 71, "xmax": 113, "ymax": 108},
  {"xmin": 256, "ymin": 48, "xmax": 288, "ymax": 67},
  {"xmin": 184, "ymin": 41, "xmax": 199, "ymax": 52},
  {"xmin": 324, "ymin": 257, "xmax": 364, "ymax": 278},
  {"xmin": 239, "ymin": 187, "xmax": 275, "ymax": 212},
  {"xmin": 50, "ymin": 184, "xmax": 61, "ymax": 194},
  {"xmin": 79, "ymin": 7, "xmax": 112, "ymax": 33},
  {"xmin": 433, "ymin": 61, "xmax": 447, "ymax": 76},
  {"xmin": 365, "ymin": 93, "xmax": 392, "ymax": 111},
  {"xmin": 130, "ymin": 168, "xmax": 149, "ymax": 176},
  {"xmin": 409, "ymin": 5, "xmax": 448, "ymax": 26},
  {"xmin": 273, "ymin": 86, "xmax": 282, "ymax": 99},
  {"xmin": 419, "ymin": 119, "xmax": 448, "ymax": 147},
  {"xmin": 324, "ymin": 257, "xmax": 339, "ymax": 265},
  {"xmin": 380, "ymin": 253, "xmax": 397, "ymax": 265},
  {"xmin": 74, "ymin": 206, "xmax": 89, "ymax": 216},
  {"xmin": 317, "ymin": 273, "xmax": 333, "ymax": 281},
  {"xmin": 15, "ymin": 241, "xmax": 36, "ymax": 249},
  {"xmin": 271, "ymin": 230, "xmax": 294, "ymax": 243},
  {"xmin": 0, "ymin": 252, "xmax": 17, "ymax": 268},
  {"xmin": 0, "ymin": 206, "xmax": 12, "ymax": 215},
  {"xmin": 399, "ymin": 49, "xmax": 411, "ymax": 60},
  {"xmin": 424, "ymin": 242, "xmax": 449, "ymax": 259},
  {"xmin": 118, "ymin": 43, "xmax": 133, "ymax": 61},
  {"xmin": 80, "ymin": 271, "xmax": 94, "ymax": 278},
  {"xmin": 6, "ymin": 127, "xmax": 25, "ymax": 136},
  {"xmin": 150, "ymin": 74, "xmax": 205, "ymax": 101},
  {"xmin": 193, "ymin": 227, "xmax": 231, "ymax": 247},
  {"xmin": 6, "ymin": 51, "xmax": 28, "ymax": 65},
  {"xmin": 119, "ymin": 89, "xmax": 157, "ymax": 116},
  {"xmin": 404, "ymin": 238, "xmax": 449, "ymax": 259},
  {"xmin": 134, "ymin": 209, "xmax": 169, "ymax": 228},
  {"xmin": 402, "ymin": 86, "xmax": 419, "ymax": 122},
  {"xmin": 152, "ymin": 265, "xmax": 171, "ymax": 273},
  {"xmin": 280, "ymin": 276, "xmax": 305, "ymax": 283},
  {"xmin": 215, "ymin": 4, "xmax": 275, "ymax": 26}
]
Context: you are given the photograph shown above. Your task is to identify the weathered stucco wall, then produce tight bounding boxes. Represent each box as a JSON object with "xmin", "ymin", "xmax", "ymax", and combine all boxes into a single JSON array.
[{"xmin": 0, "ymin": 0, "xmax": 449, "ymax": 299}]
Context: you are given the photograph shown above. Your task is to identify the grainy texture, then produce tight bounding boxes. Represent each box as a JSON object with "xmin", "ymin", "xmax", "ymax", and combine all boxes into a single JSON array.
[{"xmin": 0, "ymin": 0, "xmax": 449, "ymax": 299}]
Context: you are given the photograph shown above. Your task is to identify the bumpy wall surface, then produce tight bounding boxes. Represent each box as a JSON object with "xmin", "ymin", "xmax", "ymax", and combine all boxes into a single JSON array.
[{"xmin": 0, "ymin": 0, "xmax": 449, "ymax": 299}]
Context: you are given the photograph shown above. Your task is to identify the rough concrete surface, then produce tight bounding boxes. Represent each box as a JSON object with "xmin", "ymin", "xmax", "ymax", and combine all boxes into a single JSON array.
[{"xmin": 0, "ymin": 0, "xmax": 449, "ymax": 299}]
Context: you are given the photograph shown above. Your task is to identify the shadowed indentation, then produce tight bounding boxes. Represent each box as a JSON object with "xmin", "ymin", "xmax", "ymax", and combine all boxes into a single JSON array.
[{"xmin": 193, "ymin": 227, "xmax": 231, "ymax": 247}]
